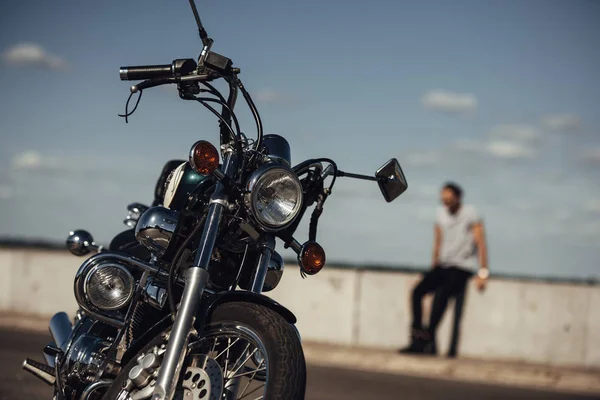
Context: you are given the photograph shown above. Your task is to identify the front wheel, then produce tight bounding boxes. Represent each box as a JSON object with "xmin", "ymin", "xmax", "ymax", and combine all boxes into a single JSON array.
[{"xmin": 102, "ymin": 302, "xmax": 306, "ymax": 400}]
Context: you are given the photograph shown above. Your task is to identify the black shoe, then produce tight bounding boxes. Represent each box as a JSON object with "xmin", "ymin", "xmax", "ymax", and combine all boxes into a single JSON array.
[
  {"xmin": 398, "ymin": 341, "xmax": 425, "ymax": 354},
  {"xmin": 447, "ymin": 349, "xmax": 457, "ymax": 358},
  {"xmin": 398, "ymin": 329, "xmax": 429, "ymax": 354},
  {"xmin": 422, "ymin": 339, "xmax": 438, "ymax": 355}
]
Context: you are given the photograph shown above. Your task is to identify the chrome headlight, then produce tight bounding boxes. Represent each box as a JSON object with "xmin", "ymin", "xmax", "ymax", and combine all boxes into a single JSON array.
[
  {"xmin": 84, "ymin": 264, "xmax": 134, "ymax": 311},
  {"xmin": 135, "ymin": 206, "xmax": 180, "ymax": 257},
  {"xmin": 245, "ymin": 164, "xmax": 303, "ymax": 231}
]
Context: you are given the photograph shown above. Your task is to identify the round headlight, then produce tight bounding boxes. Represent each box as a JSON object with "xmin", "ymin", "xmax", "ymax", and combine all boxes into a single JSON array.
[
  {"xmin": 84, "ymin": 264, "xmax": 134, "ymax": 311},
  {"xmin": 246, "ymin": 164, "xmax": 303, "ymax": 230}
]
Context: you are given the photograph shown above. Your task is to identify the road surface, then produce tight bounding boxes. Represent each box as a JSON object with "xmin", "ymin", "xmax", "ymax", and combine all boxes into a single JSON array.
[{"xmin": 1, "ymin": 328, "xmax": 596, "ymax": 400}]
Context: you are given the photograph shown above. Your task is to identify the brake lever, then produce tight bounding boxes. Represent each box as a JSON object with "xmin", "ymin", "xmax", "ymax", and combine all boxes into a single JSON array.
[
  {"xmin": 130, "ymin": 77, "xmax": 177, "ymax": 93},
  {"xmin": 130, "ymin": 73, "xmax": 213, "ymax": 93}
]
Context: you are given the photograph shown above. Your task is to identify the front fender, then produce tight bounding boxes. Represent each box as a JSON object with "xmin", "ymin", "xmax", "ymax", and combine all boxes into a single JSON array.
[
  {"xmin": 196, "ymin": 290, "xmax": 297, "ymax": 328},
  {"xmin": 122, "ymin": 291, "xmax": 298, "ymax": 364}
]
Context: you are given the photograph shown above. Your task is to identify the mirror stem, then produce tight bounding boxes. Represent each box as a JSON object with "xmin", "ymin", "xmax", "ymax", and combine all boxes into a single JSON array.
[
  {"xmin": 189, "ymin": 0, "xmax": 210, "ymax": 46},
  {"xmin": 336, "ymin": 170, "xmax": 380, "ymax": 182}
]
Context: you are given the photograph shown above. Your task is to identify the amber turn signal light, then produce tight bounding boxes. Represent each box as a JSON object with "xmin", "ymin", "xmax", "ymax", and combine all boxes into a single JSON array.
[
  {"xmin": 189, "ymin": 140, "xmax": 219, "ymax": 175},
  {"xmin": 298, "ymin": 241, "xmax": 326, "ymax": 275}
]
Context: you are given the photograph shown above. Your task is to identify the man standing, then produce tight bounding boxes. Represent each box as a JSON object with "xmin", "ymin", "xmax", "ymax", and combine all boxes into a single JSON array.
[{"xmin": 399, "ymin": 182, "xmax": 489, "ymax": 357}]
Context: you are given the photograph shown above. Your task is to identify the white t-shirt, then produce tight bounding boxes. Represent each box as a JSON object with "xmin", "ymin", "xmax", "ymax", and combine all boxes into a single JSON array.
[{"xmin": 436, "ymin": 204, "xmax": 482, "ymax": 271}]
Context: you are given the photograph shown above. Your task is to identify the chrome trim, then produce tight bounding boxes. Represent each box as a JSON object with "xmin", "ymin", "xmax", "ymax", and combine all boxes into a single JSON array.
[
  {"xmin": 74, "ymin": 309, "xmax": 85, "ymax": 324},
  {"xmin": 188, "ymin": 322, "xmax": 270, "ymax": 399},
  {"xmin": 250, "ymin": 235, "xmax": 276, "ymax": 294},
  {"xmin": 124, "ymin": 203, "xmax": 149, "ymax": 228},
  {"xmin": 66, "ymin": 230, "xmax": 101, "ymax": 256},
  {"xmin": 322, "ymin": 163, "xmax": 335, "ymax": 179},
  {"xmin": 154, "ymin": 267, "xmax": 209, "ymax": 400},
  {"xmin": 263, "ymin": 250, "xmax": 284, "ymax": 292},
  {"xmin": 43, "ymin": 342, "xmax": 56, "ymax": 368},
  {"xmin": 209, "ymin": 198, "xmax": 229, "ymax": 207},
  {"xmin": 153, "ymin": 151, "xmax": 236, "ymax": 400},
  {"xmin": 243, "ymin": 163, "xmax": 303, "ymax": 232},
  {"xmin": 65, "ymin": 334, "xmax": 110, "ymax": 383},
  {"xmin": 63, "ymin": 314, "xmax": 94, "ymax": 363},
  {"xmin": 145, "ymin": 277, "xmax": 168, "ymax": 310},
  {"xmin": 74, "ymin": 252, "xmax": 170, "ymax": 327},
  {"xmin": 80, "ymin": 380, "xmax": 112, "ymax": 400},
  {"xmin": 260, "ymin": 134, "xmax": 292, "ymax": 167},
  {"xmin": 48, "ymin": 312, "xmax": 73, "ymax": 352},
  {"xmin": 134, "ymin": 206, "xmax": 180, "ymax": 257},
  {"xmin": 83, "ymin": 263, "xmax": 135, "ymax": 311},
  {"xmin": 288, "ymin": 238, "xmax": 302, "ymax": 254}
]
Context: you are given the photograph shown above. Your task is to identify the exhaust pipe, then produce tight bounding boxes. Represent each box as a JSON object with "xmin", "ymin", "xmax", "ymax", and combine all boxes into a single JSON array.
[
  {"xmin": 49, "ymin": 312, "xmax": 72, "ymax": 352},
  {"xmin": 22, "ymin": 358, "xmax": 56, "ymax": 385}
]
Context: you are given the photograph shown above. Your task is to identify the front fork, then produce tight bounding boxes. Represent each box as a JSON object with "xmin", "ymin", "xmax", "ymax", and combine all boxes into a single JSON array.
[
  {"xmin": 222, "ymin": 234, "xmax": 274, "ymax": 400},
  {"xmin": 151, "ymin": 152, "xmax": 274, "ymax": 400}
]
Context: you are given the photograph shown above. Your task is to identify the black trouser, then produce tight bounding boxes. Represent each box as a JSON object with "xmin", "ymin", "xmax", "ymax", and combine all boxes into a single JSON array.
[{"xmin": 411, "ymin": 265, "xmax": 473, "ymax": 338}]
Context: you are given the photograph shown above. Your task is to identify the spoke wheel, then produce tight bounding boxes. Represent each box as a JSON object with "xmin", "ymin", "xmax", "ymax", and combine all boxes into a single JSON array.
[
  {"xmin": 101, "ymin": 302, "xmax": 305, "ymax": 400},
  {"xmin": 188, "ymin": 323, "xmax": 269, "ymax": 399}
]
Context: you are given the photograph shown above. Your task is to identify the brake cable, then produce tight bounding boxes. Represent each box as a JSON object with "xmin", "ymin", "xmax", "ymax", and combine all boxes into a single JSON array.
[{"xmin": 118, "ymin": 90, "xmax": 143, "ymax": 123}]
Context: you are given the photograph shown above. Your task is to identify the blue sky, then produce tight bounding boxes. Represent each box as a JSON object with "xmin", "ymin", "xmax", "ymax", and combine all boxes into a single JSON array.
[{"xmin": 0, "ymin": 0, "xmax": 599, "ymax": 279}]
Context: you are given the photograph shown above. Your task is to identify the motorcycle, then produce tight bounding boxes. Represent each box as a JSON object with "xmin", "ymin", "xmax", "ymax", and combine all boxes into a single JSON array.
[{"xmin": 22, "ymin": 2, "xmax": 408, "ymax": 399}]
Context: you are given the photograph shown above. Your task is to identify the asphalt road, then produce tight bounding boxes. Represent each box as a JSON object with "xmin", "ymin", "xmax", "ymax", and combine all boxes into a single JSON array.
[{"xmin": 1, "ymin": 328, "xmax": 597, "ymax": 400}]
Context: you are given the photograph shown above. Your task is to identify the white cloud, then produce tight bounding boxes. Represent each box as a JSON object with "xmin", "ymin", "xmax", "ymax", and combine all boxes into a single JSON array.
[
  {"xmin": 485, "ymin": 140, "xmax": 535, "ymax": 159},
  {"xmin": 404, "ymin": 150, "xmax": 440, "ymax": 166},
  {"xmin": 255, "ymin": 88, "xmax": 285, "ymax": 104},
  {"xmin": 580, "ymin": 148, "xmax": 600, "ymax": 165},
  {"xmin": 453, "ymin": 139, "xmax": 482, "ymax": 152},
  {"xmin": 542, "ymin": 114, "xmax": 581, "ymax": 132},
  {"xmin": 11, "ymin": 150, "xmax": 57, "ymax": 170},
  {"xmin": 0, "ymin": 185, "xmax": 13, "ymax": 200},
  {"xmin": 554, "ymin": 209, "xmax": 572, "ymax": 223},
  {"xmin": 12, "ymin": 151, "xmax": 42, "ymax": 169},
  {"xmin": 421, "ymin": 90, "xmax": 477, "ymax": 114},
  {"xmin": 489, "ymin": 124, "xmax": 541, "ymax": 143},
  {"xmin": 584, "ymin": 200, "xmax": 600, "ymax": 214},
  {"xmin": 2, "ymin": 43, "xmax": 68, "ymax": 70},
  {"xmin": 453, "ymin": 137, "xmax": 535, "ymax": 160},
  {"xmin": 9, "ymin": 149, "xmax": 158, "ymax": 182}
]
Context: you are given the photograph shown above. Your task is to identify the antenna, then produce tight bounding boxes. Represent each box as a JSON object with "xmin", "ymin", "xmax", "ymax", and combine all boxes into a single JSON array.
[{"xmin": 189, "ymin": 0, "xmax": 210, "ymax": 46}]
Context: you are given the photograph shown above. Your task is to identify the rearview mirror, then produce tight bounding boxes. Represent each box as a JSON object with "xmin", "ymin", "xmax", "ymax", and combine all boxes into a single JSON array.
[{"xmin": 375, "ymin": 158, "xmax": 408, "ymax": 203}]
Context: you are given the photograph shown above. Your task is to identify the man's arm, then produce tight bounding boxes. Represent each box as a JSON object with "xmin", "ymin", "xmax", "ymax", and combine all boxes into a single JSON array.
[
  {"xmin": 472, "ymin": 221, "xmax": 489, "ymax": 290},
  {"xmin": 473, "ymin": 222, "xmax": 488, "ymax": 270},
  {"xmin": 432, "ymin": 224, "xmax": 442, "ymax": 268}
]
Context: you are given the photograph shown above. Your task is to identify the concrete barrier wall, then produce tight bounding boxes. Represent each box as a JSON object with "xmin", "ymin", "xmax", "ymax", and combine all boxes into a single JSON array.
[{"xmin": 1, "ymin": 249, "xmax": 598, "ymax": 368}]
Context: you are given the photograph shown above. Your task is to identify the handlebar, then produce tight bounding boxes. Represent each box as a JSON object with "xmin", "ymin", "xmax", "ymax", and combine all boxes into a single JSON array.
[
  {"xmin": 119, "ymin": 58, "xmax": 198, "ymax": 81},
  {"xmin": 119, "ymin": 64, "xmax": 172, "ymax": 81}
]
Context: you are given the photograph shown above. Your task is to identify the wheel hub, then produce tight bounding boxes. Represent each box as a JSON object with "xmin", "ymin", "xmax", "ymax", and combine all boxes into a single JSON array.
[{"xmin": 182, "ymin": 356, "xmax": 222, "ymax": 400}]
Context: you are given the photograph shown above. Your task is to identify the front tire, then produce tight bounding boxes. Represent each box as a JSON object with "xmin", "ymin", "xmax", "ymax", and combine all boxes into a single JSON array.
[{"xmin": 102, "ymin": 301, "xmax": 306, "ymax": 400}]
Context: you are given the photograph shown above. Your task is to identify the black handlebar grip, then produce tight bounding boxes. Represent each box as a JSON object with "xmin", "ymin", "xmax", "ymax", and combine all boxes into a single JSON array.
[{"xmin": 119, "ymin": 64, "xmax": 173, "ymax": 81}]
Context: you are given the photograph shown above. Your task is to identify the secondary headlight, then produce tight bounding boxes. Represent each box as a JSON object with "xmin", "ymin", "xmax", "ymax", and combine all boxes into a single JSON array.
[
  {"xmin": 245, "ymin": 164, "xmax": 303, "ymax": 231},
  {"xmin": 84, "ymin": 264, "xmax": 134, "ymax": 311}
]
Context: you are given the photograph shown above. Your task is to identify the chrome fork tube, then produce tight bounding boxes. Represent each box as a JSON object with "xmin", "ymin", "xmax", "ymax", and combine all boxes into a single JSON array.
[
  {"xmin": 153, "ymin": 152, "xmax": 235, "ymax": 400},
  {"xmin": 250, "ymin": 235, "xmax": 275, "ymax": 294}
]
